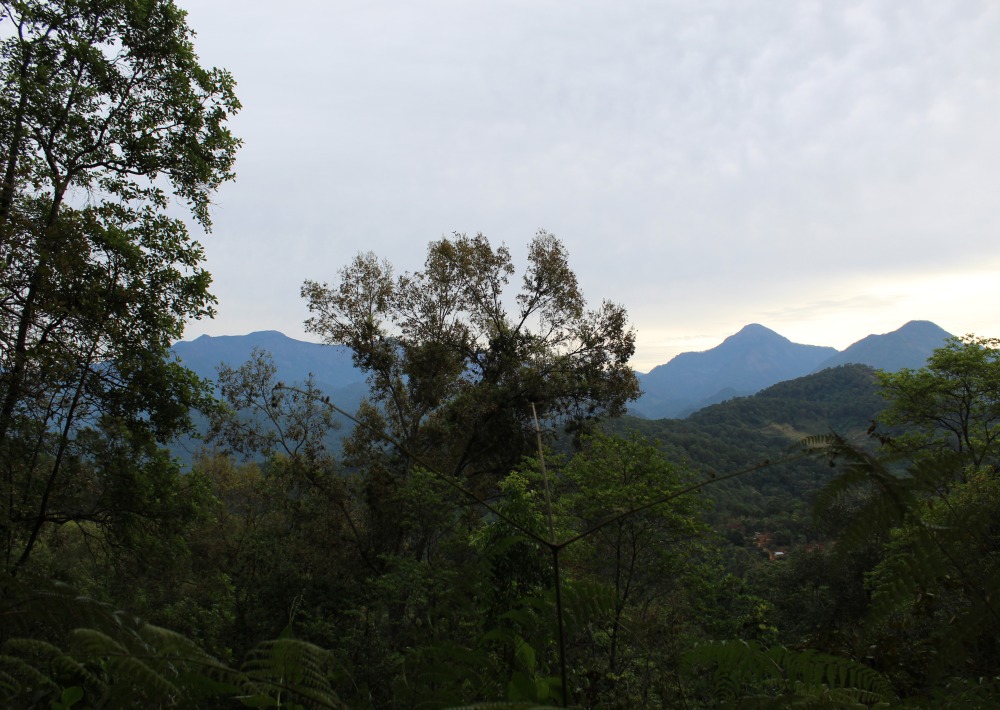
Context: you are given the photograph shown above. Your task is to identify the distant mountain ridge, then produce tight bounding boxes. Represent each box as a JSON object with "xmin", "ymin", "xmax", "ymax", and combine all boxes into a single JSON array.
[
  {"xmin": 630, "ymin": 320, "xmax": 952, "ymax": 419},
  {"xmin": 813, "ymin": 320, "xmax": 952, "ymax": 372},
  {"xmin": 604, "ymin": 362, "xmax": 887, "ymax": 532},
  {"xmin": 172, "ymin": 320, "xmax": 953, "ymax": 423},
  {"xmin": 170, "ymin": 332, "xmax": 367, "ymax": 462},
  {"xmin": 635, "ymin": 324, "xmax": 836, "ymax": 419},
  {"xmin": 172, "ymin": 331, "xmax": 363, "ymax": 391}
]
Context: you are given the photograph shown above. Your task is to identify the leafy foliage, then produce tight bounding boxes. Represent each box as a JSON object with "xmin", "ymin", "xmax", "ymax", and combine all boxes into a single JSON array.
[
  {"xmin": 607, "ymin": 364, "xmax": 885, "ymax": 547},
  {"xmin": 0, "ymin": 572, "xmax": 348, "ymax": 708},
  {"xmin": 301, "ymin": 231, "xmax": 639, "ymax": 485},
  {"xmin": 684, "ymin": 640, "xmax": 893, "ymax": 707},
  {"xmin": 876, "ymin": 334, "xmax": 1000, "ymax": 467},
  {"xmin": 8, "ymin": 8, "xmax": 998, "ymax": 705},
  {"xmin": 0, "ymin": 0, "xmax": 240, "ymax": 573},
  {"xmin": 802, "ymin": 335, "xmax": 1000, "ymax": 701}
]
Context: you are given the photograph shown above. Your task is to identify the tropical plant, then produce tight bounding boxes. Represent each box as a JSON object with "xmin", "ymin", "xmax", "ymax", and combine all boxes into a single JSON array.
[
  {"xmin": 684, "ymin": 639, "xmax": 893, "ymax": 707},
  {"xmin": 0, "ymin": 572, "xmax": 348, "ymax": 708},
  {"xmin": 876, "ymin": 334, "xmax": 1000, "ymax": 468}
]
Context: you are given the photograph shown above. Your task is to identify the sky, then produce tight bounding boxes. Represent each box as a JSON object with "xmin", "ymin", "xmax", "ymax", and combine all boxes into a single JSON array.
[{"xmin": 177, "ymin": 1, "xmax": 1000, "ymax": 373}]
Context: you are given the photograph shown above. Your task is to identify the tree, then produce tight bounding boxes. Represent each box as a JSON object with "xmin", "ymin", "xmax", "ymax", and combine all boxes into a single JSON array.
[
  {"xmin": 553, "ymin": 433, "xmax": 711, "ymax": 707},
  {"xmin": 876, "ymin": 334, "xmax": 1000, "ymax": 468},
  {"xmin": 807, "ymin": 334, "xmax": 1000, "ymax": 703},
  {"xmin": 301, "ymin": 231, "xmax": 639, "ymax": 560},
  {"xmin": 0, "ymin": 0, "xmax": 240, "ymax": 572},
  {"xmin": 1, "ymin": 202, "xmax": 219, "ymax": 572},
  {"xmin": 0, "ymin": 0, "xmax": 239, "ymax": 231},
  {"xmin": 298, "ymin": 232, "xmax": 640, "ymax": 705},
  {"xmin": 206, "ymin": 350, "xmax": 494, "ymax": 706}
]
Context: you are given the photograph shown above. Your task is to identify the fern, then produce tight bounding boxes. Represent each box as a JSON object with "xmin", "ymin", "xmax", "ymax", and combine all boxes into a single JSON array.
[
  {"xmin": 0, "ymin": 650, "xmax": 59, "ymax": 694},
  {"xmin": 1, "ymin": 614, "xmax": 114, "ymax": 706},
  {"xmin": 392, "ymin": 640, "xmax": 494, "ymax": 709},
  {"xmin": 557, "ymin": 578, "xmax": 617, "ymax": 640},
  {"xmin": 807, "ymin": 432, "xmax": 1000, "ymax": 695},
  {"xmin": 241, "ymin": 637, "xmax": 347, "ymax": 709},
  {"xmin": 0, "ymin": 572, "xmax": 352, "ymax": 708},
  {"xmin": 0, "ymin": 571, "xmax": 130, "ymax": 641},
  {"xmin": 684, "ymin": 640, "xmax": 893, "ymax": 706},
  {"xmin": 804, "ymin": 433, "xmax": 913, "ymax": 552}
]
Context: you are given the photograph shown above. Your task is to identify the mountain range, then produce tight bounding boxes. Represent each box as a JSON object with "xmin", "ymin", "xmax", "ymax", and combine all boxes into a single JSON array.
[
  {"xmin": 171, "ymin": 320, "xmax": 952, "ymax": 421},
  {"xmin": 631, "ymin": 320, "xmax": 951, "ymax": 418}
]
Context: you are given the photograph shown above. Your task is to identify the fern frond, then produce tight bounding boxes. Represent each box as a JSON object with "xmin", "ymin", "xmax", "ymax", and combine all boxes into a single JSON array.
[
  {"xmin": 813, "ymin": 437, "xmax": 1000, "ymax": 678},
  {"xmin": 0, "ymin": 652, "xmax": 56, "ymax": 692},
  {"xmin": 776, "ymin": 646, "xmax": 891, "ymax": 698},
  {"xmin": 241, "ymin": 637, "xmax": 346, "ymax": 709},
  {"xmin": 107, "ymin": 653, "xmax": 183, "ymax": 700},
  {"xmin": 0, "ymin": 573, "xmax": 125, "ymax": 641},
  {"xmin": 66, "ymin": 627, "xmax": 127, "ymax": 659},
  {"xmin": 867, "ymin": 528, "xmax": 951, "ymax": 621},
  {"xmin": 684, "ymin": 640, "xmax": 892, "ymax": 705},
  {"xmin": 2, "ymin": 636, "xmax": 106, "ymax": 699},
  {"xmin": 1, "ymin": 574, "xmax": 353, "ymax": 707},
  {"xmin": 447, "ymin": 704, "xmax": 555, "ymax": 709},
  {"xmin": 685, "ymin": 640, "xmax": 782, "ymax": 700}
]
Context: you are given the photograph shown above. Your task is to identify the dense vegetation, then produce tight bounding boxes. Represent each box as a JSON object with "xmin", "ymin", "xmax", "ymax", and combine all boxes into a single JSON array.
[
  {"xmin": 4, "ymin": 3, "xmax": 1000, "ymax": 708},
  {"xmin": 607, "ymin": 363, "xmax": 888, "ymax": 547}
]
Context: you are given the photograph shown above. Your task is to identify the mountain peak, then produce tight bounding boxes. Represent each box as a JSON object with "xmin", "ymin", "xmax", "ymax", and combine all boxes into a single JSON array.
[
  {"xmin": 813, "ymin": 321, "xmax": 951, "ymax": 373},
  {"xmin": 183, "ymin": 329, "xmax": 290, "ymax": 343},
  {"xmin": 726, "ymin": 323, "xmax": 787, "ymax": 343},
  {"xmin": 896, "ymin": 320, "xmax": 952, "ymax": 339},
  {"xmin": 635, "ymin": 324, "xmax": 838, "ymax": 418}
]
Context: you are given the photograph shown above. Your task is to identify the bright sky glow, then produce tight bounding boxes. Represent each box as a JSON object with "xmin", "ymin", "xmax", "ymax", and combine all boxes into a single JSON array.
[{"xmin": 178, "ymin": 1, "xmax": 1000, "ymax": 372}]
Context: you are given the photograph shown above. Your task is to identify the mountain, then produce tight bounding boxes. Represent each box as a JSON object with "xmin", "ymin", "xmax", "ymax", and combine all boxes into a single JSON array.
[
  {"xmin": 632, "ymin": 324, "xmax": 838, "ymax": 419},
  {"xmin": 170, "ymin": 332, "xmax": 368, "ymax": 461},
  {"xmin": 172, "ymin": 331, "xmax": 364, "ymax": 391},
  {"xmin": 813, "ymin": 320, "xmax": 952, "ymax": 372}
]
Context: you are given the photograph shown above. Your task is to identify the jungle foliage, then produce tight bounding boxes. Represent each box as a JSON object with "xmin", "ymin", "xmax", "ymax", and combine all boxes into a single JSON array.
[{"xmin": 0, "ymin": 0, "xmax": 239, "ymax": 573}]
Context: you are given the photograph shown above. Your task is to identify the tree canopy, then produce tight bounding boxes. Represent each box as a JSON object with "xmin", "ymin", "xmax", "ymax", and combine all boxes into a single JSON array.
[
  {"xmin": 302, "ymin": 231, "xmax": 640, "ymax": 483},
  {"xmin": 0, "ymin": 0, "xmax": 239, "ymax": 230},
  {"xmin": 10, "ymin": 4, "xmax": 1000, "ymax": 707},
  {"xmin": 0, "ymin": 0, "xmax": 240, "ymax": 572},
  {"xmin": 877, "ymin": 334, "xmax": 1000, "ymax": 468}
]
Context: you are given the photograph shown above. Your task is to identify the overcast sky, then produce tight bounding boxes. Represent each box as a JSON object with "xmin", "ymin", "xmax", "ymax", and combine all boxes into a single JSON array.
[{"xmin": 178, "ymin": 1, "xmax": 1000, "ymax": 372}]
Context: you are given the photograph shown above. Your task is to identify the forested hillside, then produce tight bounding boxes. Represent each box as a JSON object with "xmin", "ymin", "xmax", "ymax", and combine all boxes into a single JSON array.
[
  {"xmin": 3, "ymin": 3, "xmax": 1000, "ymax": 709},
  {"xmin": 609, "ymin": 364, "xmax": 886, "ymax": 545}
]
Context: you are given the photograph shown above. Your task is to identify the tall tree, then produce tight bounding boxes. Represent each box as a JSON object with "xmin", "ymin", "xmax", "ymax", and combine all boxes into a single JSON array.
[
  {"xmin": 1, "ymin": 201, "xmax": 217, "ymax": 571},
  {"xmin": 301, "ymin": 231, "xmax": 639, "ymax": 561},
  {"xmin": 0, "ymin": 0, "xmax": 239, "ymax": 572},
  {"xmin": 0, "ymin": 0, "xmax": 238, "ymax": 231}
]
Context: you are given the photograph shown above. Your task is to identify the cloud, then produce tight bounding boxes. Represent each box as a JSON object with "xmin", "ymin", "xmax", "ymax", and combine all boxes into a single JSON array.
[{"xmin": 179, "ymin": 1, "xmax": 1000, "ymax": 370}]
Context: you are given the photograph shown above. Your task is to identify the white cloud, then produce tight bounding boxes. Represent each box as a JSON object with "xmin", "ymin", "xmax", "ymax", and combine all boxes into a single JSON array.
[{"xmin": 179, "ymin": 0, "xmax": 1000, "ymax": 370}]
